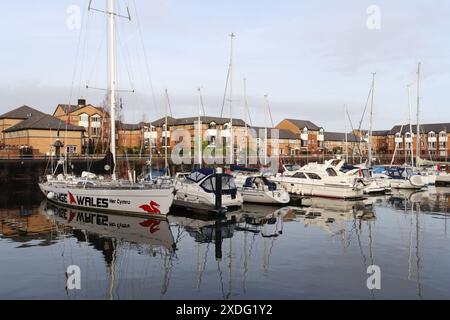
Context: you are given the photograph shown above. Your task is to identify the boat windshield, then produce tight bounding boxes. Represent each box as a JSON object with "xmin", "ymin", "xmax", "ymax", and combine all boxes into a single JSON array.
[
  {"xmin": 187, "ymin": 169, "xmax": 214, "ymax": 183},
  {"xmin": 200, "ymin": 174, "xmax": 237, "ymax": 194},
  {"xmin": 326, "ymin": 168, "xmax": 338, "ymax": 176}
]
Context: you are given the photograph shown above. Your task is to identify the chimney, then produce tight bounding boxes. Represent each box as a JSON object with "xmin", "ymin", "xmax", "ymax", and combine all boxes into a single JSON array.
[{"xmin": 78, "ymin": 98, "xmax": 86, "ymax": 106}]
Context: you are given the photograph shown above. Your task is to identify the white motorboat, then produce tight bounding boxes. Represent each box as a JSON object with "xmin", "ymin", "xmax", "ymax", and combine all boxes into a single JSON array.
[
  {"xmin": 39, "ymin": 0, "xmax": 175, "ymax": 217},
  {"xmin": 173, "ymin": 169, "xmax": 243, "ymax": 212},
  {"xmin": 270, "ymin": 162, "xmax": 365, "ymax": 199},
  {"xmin": 238, "ymin": 175, "xmax": 290, "ymax": 205},
  {"xmin": 385, "ymin": 167, "xmax": 426, "ymax": 190},
  {"xmin": 344, "ymin": 168, "xmax": 389, "ymax": 194}
]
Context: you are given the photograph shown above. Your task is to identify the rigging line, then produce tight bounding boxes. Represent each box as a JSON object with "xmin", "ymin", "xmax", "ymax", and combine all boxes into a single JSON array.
[
  {"xmin": 220, "ymin": 65, "xmax": 231, "ymax": 118},
  {"xmin": 68, "ymin": 0, "xmax": 88, "ymax": 106},
  {"xmin": 357, "ymin": 86, "xmax": 373, "ymax": 132},
  {"xmin": 115, "ymin": 13, "xmax": 136, "ymax": 91},
  {"xmin": 77, "ymin": 0, "xmax": 92, "ymax": 99},
  {"xmin": 132, "ymin": 0, "xmax": 159, "ymax": 117}
]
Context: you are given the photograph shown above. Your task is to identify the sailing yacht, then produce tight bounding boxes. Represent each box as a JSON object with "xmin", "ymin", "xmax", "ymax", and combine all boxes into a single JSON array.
[{"xmin": 39, "ymin": 0, "xmax": 175, "ymax": 216}]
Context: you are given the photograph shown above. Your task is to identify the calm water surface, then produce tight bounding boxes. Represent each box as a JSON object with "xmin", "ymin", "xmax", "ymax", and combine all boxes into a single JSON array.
[{"xmin": 1, "ymin": 186, "xmax": 450, "ymax": 300}]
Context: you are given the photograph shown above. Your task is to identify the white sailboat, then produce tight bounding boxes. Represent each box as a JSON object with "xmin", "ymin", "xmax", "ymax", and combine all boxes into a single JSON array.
[{"xmin": 39, "ymin": 0, "xmax": 175, "ymax": 217}]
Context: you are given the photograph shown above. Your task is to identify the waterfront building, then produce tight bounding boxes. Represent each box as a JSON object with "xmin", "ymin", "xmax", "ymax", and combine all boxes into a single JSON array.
[
  {"xmin": 53, "ymin": 99, "xmax": 109, "ymax": 154},
  {"xmin": 387, "ymin": 123, "xmax": 450, "ymax": 161},
  {"xmin": 276, "ymin": 119, "xmax": 325, "ymax": 155},
  {"xmin": 0, "ymin": 105, "xmax": 45, "ymax": 147},
  {"xmin": 2, "ymin": 114, "xmax": 85, "ymax": 156},
  {"xmin": 323, "ymin": 132, "xmax": 362, "ymax": 157}
]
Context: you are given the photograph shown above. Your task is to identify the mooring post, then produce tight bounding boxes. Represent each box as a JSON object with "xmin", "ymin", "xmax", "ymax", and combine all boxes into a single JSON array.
[
  {"xmin": 214, "ymin": 167, "xmax": 225, "ymax": 215},
  {"xmin": 215, "ymin": 218, "xmax": 223, "ymax": 261}
]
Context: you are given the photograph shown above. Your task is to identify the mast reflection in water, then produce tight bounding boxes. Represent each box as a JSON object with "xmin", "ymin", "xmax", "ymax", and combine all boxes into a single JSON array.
[{"xmin": 1, "ymin": 187, "xmax": 450, "ymax": 299}]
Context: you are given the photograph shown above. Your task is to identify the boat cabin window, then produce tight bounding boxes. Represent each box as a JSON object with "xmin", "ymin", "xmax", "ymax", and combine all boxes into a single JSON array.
[
  {"xmin": 293, "ymin": 172, "xmax": 307, "ymax": 179},
  {"xmin": 187, "ymin": 171, "xmax": 209, "ymax": 183},
  {"xmin": 200, "ymin": 174, "xmax": 237, "ymax": 193},
  {"xmin": 306, "ymin": 173, "xmax": 321, "ymax": 180},
  {"xmin": 326, "ymin": 168, "xmax": 338, "ymax": 176}
]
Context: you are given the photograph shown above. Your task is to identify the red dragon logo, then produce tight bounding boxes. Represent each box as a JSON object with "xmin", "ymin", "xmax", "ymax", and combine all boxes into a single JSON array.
[
  {"xmin": 68, "ymin": 192, "xmax": 76, "ymax": 205},
  {"xmin": 139, "ymin": 201, "xmax": 161, "ymax": 215},
  {"xmin": 139, "ymin": 219, "xmax": 161, "ymax": 234}
]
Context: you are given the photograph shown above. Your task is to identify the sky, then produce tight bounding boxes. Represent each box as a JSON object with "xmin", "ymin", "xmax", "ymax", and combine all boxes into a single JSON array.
[{"xmin": 0, "ymin": 0, "xmax": 449, "ymax": 131}]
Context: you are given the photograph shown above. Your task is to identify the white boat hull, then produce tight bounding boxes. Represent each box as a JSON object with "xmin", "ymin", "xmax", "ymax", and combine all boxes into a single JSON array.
[
  {"xmin": 436, "ymin": 174, "xmax": 450, "ymax": 187},
  {"xmin": 271, "ymin": 178, "xmax": 364, "ymax": 199},
  {"xmin": 39, "ymin": 183, "xmax": 174, "ymax": 217},
  {"xmin": 389, "ymin": 177, "xmax": 425, "ymax": 190},
  {"xmin": 173, "ymin": 188, "xmax": 243, "ymax": 211},
  {"xmin": 239, "ymin": 188, "xmax": 290, "ymax": 204}
]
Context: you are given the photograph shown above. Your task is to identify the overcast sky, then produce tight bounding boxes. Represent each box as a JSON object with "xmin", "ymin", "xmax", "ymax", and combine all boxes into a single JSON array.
[{"xmin": 1, "ymin": 0, "xmax": 449, "ymax": 131}]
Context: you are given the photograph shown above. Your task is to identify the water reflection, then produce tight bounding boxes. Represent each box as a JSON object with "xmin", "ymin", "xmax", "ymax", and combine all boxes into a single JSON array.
[{"xmin": 1, "ymin": 188, "xmax": 450, "ymax": 299}]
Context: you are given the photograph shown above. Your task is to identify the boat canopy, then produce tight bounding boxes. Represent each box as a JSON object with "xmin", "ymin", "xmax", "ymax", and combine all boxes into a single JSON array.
[
  {"xmin": 243, "ymin": 176, "xmax": 277, "ymax": 191},
  {"xmin": 187, "ymin": 169, "xmax": 215, "ymax": 183},
  {"xmin": 200, "ymin": 174, "xmax": 238, "ymax": 197},
  {"xmin": 386, "ymin": 167, "xmax": 413, "ymax": 179}
]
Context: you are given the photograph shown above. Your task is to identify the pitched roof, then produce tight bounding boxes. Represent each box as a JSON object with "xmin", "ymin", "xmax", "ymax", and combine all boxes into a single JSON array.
[
  {"xmin": 56, "ymin": 104, "xmax": 105, "ymax": 116},
  {"xmin": 371, "ymin": 130, "xmax": 390, "ymax": 136},
  {"xmin": 282, "ymin": 119, "xmax": 321, "ymax": 131},
  {"xmin": 389, "ymin": 123, "xmax": 450, "ymax": 135},
  {"xmin": 0, "ymin": 105, "xmax": 46, "ymax": 120},
  {"xmin": 251, "ymin": 127, "xmax": 299, "ymax": 140},
  {"xmin": 150, "ymin": 116, "xmax": 246, "ymax": 127},
  {"xmin": 3, "ymin": 114, "xmax": 85, "ymax": 133},
  {"xmin": 324, "ymin": 132, "xmax": 360, "ymax": 143},
  {"xmin": 116, "ymin": 121, "xmax": 142, "ymax": 131}
]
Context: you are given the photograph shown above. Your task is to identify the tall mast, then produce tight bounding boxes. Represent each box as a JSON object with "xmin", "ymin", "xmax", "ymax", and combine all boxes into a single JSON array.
[
  {"xmin": 229, "ymin": 33, "xmax": 235, "ymax": 165},
  {"xmin": 416, "ymin": 62, "xmax": 421, "ymax": 166},
  {"xmin": 164, "ymin": 89, "xmax": 169, "ymax": 175},
  {"xmin": 197, "ymin": 88, "xmax": 203, "ymax": 168},
  {"xmin": 368, "ymin": 73, "xmax": 376, "ymax": 167},
  {"xmin": 408, "ymin": 84, "xmax": 414, "ymax": 166},
  {"xmin": 243, "ymin": 78, "xmax": 248, "ymax": 167},
  {"xmin": 108, "ymin": 0, "xmax": 117, "ymax": 179},
  {"xmin": 264, "ymin": 95, "xmax": 270, "ymax": 166},
  {"xmin": 344, "ymin": 105, "xmax": 349, "ymax": 163}
]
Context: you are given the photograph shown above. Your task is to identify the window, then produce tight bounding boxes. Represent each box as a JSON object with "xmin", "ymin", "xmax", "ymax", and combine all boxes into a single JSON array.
[
  {"xmin": 92, "ymin": 127, "xmax": 101, "ymax": 136},
  {"xmin": 326, "ymin": 168, "xmax": 338, "ymax": 176},
  {"xmin": 301, "ymin": 140, "xmax": 308, "ymax": 148},
  {"xmin": 66, "ymin": 145, "xmax": 77, "ymax": 154},
  {"xmin": 429, "ymin": 131, "xmax": 436, "ymax": 138},
  {"xmin": 293, "ymin": 172, "xmax": 307, "ymax": 179},
  {"xmin": 79, "ymin": 114, "xmax": 89, "ymax": 123},
  {"xmin": 91, "ymin": 115, "xmax": 101, "ymax": 123},
  {"xmin": 306, "ymin": 173, "xmax": 321, "ymax": 180},
  {"xmin": 209, "ymin": 122, "xmax": 217, "ymax": 129}
]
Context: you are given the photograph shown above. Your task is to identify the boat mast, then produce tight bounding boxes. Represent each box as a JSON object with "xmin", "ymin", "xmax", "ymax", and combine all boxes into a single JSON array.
[
  {"xmin": 108, "ymin": 0, "xmax": 117, "ymax": 180},
  {"xmin": 264, "ymin": 95, "xmax": 270, "ymax": 167},
  {"xmin": 197, "ymin": 88, "xmax": 203, "ymax": 168},
  {"xmin": 408, "ymin": 84, "xmax": 414, "ymax": 166},
  {"xmin": 344, "ymin": 105, "xmax": 349, "ymax": 163},
  {"xmin": 416, "ymin": 62, "xmax": 421, "ymax": 167},
  {"xmin": 164, "ymin": 89, "xmax": 169, "ymax": 175},
  {"xmin": 243, "ymin": 78, "xmax": 248, "ymax": 167},
  {"xmin": 228, "ymin": 33, "xmax": 235, "ymax": 165},
  {"xmin": 368, "ymin": 73, "xmax": 376, "ymax": 167}
]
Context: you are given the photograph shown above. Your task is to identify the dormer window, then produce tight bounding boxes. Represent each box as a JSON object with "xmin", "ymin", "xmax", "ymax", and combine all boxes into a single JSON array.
[
  {"xmin": 429, "ymin": 131, "xmax": 436, "ymax": 138},
  {"xmin": 209, "ymin": 122, "xmax": 217, "ymax": 129},
  {"xmin": 395, "ymin": 132, "xmax": 401, "ymax": 138},
  {"xmin": 405, "ymin": 132, "xmax": 411, "ymax": 138},
  {"xmin": 302, "ymin": 127, "xmax": 308, "ymax": 134},
  {"xmin": 79, "ymin": 114, "xmax": 89, "ymax": 123}
]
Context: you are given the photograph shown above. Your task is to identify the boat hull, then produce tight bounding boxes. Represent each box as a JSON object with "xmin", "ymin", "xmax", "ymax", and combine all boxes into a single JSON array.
[
  {"xmin": 436, "ymin": 174, "xmax": 450, "ymax": 187},
  {"xmin": 272, "ymin": 178, "xmax": 364, "ymax": 200},
  {"xmin": 39, "ymin": 183, "xmax": 174, "ymax": 217},
  {"xmin": 239, "ymin": 188, "xmax": 290, "ymax": 204}
]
